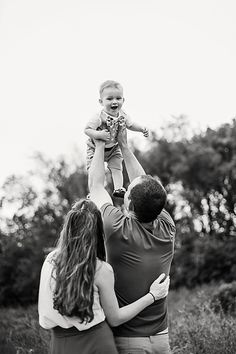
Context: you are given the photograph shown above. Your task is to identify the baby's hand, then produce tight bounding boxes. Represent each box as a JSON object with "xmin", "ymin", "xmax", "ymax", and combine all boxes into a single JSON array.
[
  {"xmin": 99, "ymin": 129, "xmax": 110, "ymax": 142},
  {"xmin": 142, "ymin": 127, "xmax": 149, "ymax": 138}
]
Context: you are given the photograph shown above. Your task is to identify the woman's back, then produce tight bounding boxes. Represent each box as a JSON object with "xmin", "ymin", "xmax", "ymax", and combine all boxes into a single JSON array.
[{"xmin": 38, "ymin": 250, "xmax": 106, "ymax": 331}]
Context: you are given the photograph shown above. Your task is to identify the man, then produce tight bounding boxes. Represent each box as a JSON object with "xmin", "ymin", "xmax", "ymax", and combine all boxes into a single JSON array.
[{"xmin": 89, "ymin": 127, "xmax": 175, "ymax": 354}]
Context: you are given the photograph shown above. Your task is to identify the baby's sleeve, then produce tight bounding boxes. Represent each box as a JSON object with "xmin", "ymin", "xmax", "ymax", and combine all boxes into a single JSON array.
[
  {"xmin": 85, "ymin": 113, "xmax": 101, "ymax": 130},
  {"xmin": 121, "ymin": 110, "xmax": 133, "ymax": 128}
]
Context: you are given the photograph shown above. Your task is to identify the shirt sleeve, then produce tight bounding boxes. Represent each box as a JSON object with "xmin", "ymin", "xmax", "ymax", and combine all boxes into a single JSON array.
[
  {"xmin": 85, "ymin": 113, "xmax": 102, "ymax": 130},
  {"xmin": 154, "ymin": 209, "xmax": 176, "ymax": 241},
  {"xmin": 100, "ymin": 203, "xmax": 124, "ymax": 241},
  {"xmin": 120, "ymin": 110, "xmax": 133, "ymax": 128}
]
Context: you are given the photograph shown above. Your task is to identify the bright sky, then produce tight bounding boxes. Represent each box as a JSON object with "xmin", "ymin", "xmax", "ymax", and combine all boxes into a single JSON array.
[{"xmin": 1, "ymin": 0, "xmax": 236, "ymax": 186}]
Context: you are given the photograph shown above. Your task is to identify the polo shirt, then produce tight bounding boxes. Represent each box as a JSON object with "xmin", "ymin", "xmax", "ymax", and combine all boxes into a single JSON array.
[
  {"xmin": 86, "ymin": 110, "xmax": 133, "ymax": 148},
  {"xmin": 38, "ymin": 250, "xmax": 105, "ymax": 330},
  {"xmin": 101, "ymin": 204, "xmax": 176, "ymax": 337}
]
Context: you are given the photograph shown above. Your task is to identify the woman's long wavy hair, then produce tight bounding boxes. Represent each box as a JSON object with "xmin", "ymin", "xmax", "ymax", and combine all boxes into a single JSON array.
[{"xmin": 52, "ymin": 199, "xmax": 106, "ymax": 323}]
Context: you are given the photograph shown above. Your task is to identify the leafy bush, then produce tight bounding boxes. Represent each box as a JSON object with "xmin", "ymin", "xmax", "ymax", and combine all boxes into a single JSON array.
[
  {"xmin": 210, "ymin": 281, "xmax": 236, "ymax": 315},
  {"xmin": 170, "ymin": 235, "xmax": 236, "ymax": 289},
  {"xmin": 0, "ymin": 306, "xmax": 50, "ymax": 354},
  {"xmin": 0, "ymin": 238, "xmax": 45, "ymax": 306},
  {"xmin": 169, "ymin": 286, "xmax": 236, "ymax": 354}
]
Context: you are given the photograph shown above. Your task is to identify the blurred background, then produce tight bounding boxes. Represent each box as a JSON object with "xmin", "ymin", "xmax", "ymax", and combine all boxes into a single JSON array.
[{"xmin": 0, "ymin": 1, "xmax": 236, "ymax": 353}]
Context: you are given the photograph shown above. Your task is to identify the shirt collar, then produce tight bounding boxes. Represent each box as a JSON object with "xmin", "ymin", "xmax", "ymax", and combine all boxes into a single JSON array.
[{"xmin": 102, "ymin": 110, "xmax": 122, "ymax": 120}]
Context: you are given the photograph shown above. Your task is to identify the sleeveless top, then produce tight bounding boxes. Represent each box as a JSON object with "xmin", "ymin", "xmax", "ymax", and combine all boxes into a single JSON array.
[{"xmin": 38, "ymin": 250, "xmax": 105, "ymax": 331}]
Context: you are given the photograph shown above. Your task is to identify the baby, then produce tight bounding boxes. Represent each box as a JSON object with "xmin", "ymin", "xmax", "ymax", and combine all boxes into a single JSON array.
[{"xmin": 85, "ymin": 80, "xmax": 149, "ymax": 198}]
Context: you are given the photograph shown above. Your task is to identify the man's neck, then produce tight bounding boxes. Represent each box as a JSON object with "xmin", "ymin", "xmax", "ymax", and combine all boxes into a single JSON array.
[{"xmin": 140, "ymin": 221, "xmax": 154, "ymax": 231}]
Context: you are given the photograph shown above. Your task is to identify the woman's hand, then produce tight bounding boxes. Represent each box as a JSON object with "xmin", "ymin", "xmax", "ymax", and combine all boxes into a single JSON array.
[{"xmin": 149, "ymin": 273, "xmax": 170, "ymax": 301}]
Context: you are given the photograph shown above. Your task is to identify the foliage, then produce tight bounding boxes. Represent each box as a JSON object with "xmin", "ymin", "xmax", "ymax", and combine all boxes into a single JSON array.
[
  {"xmin": 169, "ymin": 287, "xmax": 236, "ymax": 354},
  {"xmin": 0, "ymin": 306, "xmax": 49, "ymax": 354},
  {"xmin": 0, "ymin": 154, "xmax": 88, "ymax": 306},
  {"xmin": 1, "ymin": 284, "xmax": 236, "ymax": 354},
  {"xmin": 210, "ymin": 281, "xmax": 236, "ymax": 315},
  {"xmin": 138, "ymin": 118, "xmax": 236, "ymax": 238},
  {"xmin": 0, "ymin": 118, "xmax": 236, "ymax": 305},
  {"xmin": 0, "ymin": 234, "xmax": 44, "ymax": 306},
  {"xmin": 170, "ymin": 231, "xmax": 236, "ymax": 288},
  {"xmin": 135, "ymin": 117, "xmax": 236, "ymax": 288}
]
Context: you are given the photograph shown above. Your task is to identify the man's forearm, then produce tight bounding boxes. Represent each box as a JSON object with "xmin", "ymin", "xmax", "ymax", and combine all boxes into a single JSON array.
[{"xmin": 120, "ymin": 144, "xmax": 146, "ymax": 182}]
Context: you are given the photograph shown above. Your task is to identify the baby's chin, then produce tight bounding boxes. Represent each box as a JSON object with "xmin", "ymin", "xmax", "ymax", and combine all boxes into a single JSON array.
[{"xmin": 108, "ymin": 108, "xmax": 120, "ymax": 116}]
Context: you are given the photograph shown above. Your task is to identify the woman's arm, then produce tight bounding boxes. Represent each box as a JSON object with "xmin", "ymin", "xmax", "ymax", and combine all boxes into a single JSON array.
[{"xmin": 96, "ymin": 263, "xmax": 169, "ymax": 327}]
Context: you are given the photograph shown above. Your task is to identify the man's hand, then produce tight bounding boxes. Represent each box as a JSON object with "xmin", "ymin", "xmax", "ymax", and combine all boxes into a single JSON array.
[
  {"xmin": 98, "ymin": 129, "xmax": 110, "ymax": 142},
  {"xmin": 149, "ymin": 274, "xmax": 170, "ymax": 300},
  {"xmin": 93, "ymin": 138, "xmax": 106, "ymax": 148}
]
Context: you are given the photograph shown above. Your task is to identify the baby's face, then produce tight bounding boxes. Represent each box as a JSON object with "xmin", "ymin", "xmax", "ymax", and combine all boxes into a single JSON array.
[{"xmin": 99, "ymin": 86, "xmax": 124, "ymax": 117}]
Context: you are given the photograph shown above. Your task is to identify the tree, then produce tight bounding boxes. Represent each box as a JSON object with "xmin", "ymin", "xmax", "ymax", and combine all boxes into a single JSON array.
[
  {"xmin": 0, "ymin": 153, "xmax": 88, "ymax": 305},
  {"xmin": 133, "ymin": 117, "xmax": 236, "ymax": 287}
]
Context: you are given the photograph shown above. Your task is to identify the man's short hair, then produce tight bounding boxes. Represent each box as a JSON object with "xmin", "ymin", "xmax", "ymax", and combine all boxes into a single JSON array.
[
  {"xmin": 129, "ymin": 175, "xmax": 167, "ymax": 223},
  {"xmin": 99, "ymin": 80, "xmax": 123, "ymax": 97}
]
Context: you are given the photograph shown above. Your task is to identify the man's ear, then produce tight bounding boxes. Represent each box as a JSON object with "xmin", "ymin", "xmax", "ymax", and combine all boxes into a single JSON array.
[
  {"xmin": 127, "ymin": 200, "xmax": 137, "ymax": 220},
  {"xmin": 128, "ymin": 199, "xmax": 134, "ymax": 211},
  {"xmin": 99, "ymin": 98, "xmax": 103, "ymax": 105}
]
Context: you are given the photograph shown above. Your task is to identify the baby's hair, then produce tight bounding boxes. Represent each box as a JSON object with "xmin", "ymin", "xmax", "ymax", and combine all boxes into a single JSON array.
[{"xmin": 99, "ymin": 80, "xmax": 123, "ymax": 97}]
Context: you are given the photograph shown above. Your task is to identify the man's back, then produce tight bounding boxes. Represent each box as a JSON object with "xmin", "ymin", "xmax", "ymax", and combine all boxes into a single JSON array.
[{"xmin": 101, "ymin": 204, "xmax": 175, "ymax": 337}]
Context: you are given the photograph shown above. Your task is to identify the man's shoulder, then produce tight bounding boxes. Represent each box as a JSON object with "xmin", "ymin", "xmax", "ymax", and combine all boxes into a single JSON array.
[
  {"xmin": 157, "ymin": 209, "xmax": 175, "ymax": 225},
  {"xmin": 101, "ymin": 202, "xmax": 121, "ymax": 215},
  {"xmin": 154, "ymin": 209, "xmax": 176, "ymax": 240},
  {"xmin": 100, "ymin": 203, "xmax": 125, "ymax": 233}
]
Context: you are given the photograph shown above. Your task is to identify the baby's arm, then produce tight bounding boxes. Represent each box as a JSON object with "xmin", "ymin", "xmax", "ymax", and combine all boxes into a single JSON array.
[
  {"xmin": 127, "ymin": 122, "xmax": 149, "ymax": 137},
  {"xmin": 85, "ymin": 126, "xmax": 110, "ymax": 142},
  {"xmin": 84, "ymin": 116, "xmax": 110, "ymax": 142}
]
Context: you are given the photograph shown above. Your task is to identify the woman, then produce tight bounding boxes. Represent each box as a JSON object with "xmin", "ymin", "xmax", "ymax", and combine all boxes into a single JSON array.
[{"xmin": 38, "ymin": 199, "xmax": 170, "ymax": 354}]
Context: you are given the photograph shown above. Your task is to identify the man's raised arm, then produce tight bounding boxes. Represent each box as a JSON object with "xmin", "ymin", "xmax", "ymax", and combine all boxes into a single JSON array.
[
  {"xmin": 117, "ymin": 127, "xmax": 146, "ymax": 182},
  {"xmin": 88, "ymin": 139, "xmax": 113, "ymax": 209}
]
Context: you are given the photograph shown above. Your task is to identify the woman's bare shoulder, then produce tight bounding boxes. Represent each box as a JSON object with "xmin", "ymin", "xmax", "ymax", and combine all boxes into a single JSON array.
[{"xmin": 95, "ymin": 260, "xmax": 114, "ymax": 286}]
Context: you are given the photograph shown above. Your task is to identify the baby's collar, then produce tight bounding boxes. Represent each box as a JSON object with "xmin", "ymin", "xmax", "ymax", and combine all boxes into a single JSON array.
[{"xmin": 102, "ymin": 110, "xmax": 122, "ymax": 119}]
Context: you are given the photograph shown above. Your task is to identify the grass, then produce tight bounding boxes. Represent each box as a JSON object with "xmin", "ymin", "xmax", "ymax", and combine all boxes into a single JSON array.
[
  {"xmin": 0, "ymin": 306, "xmax": 49, "ymax": 354},
  {"xmin": 0, "ymin": 284, "xmax": 236, "ymax": 354},
  {"xmin": 168, "ymin": 285, "xmax": 236, "ymax": 354}
]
